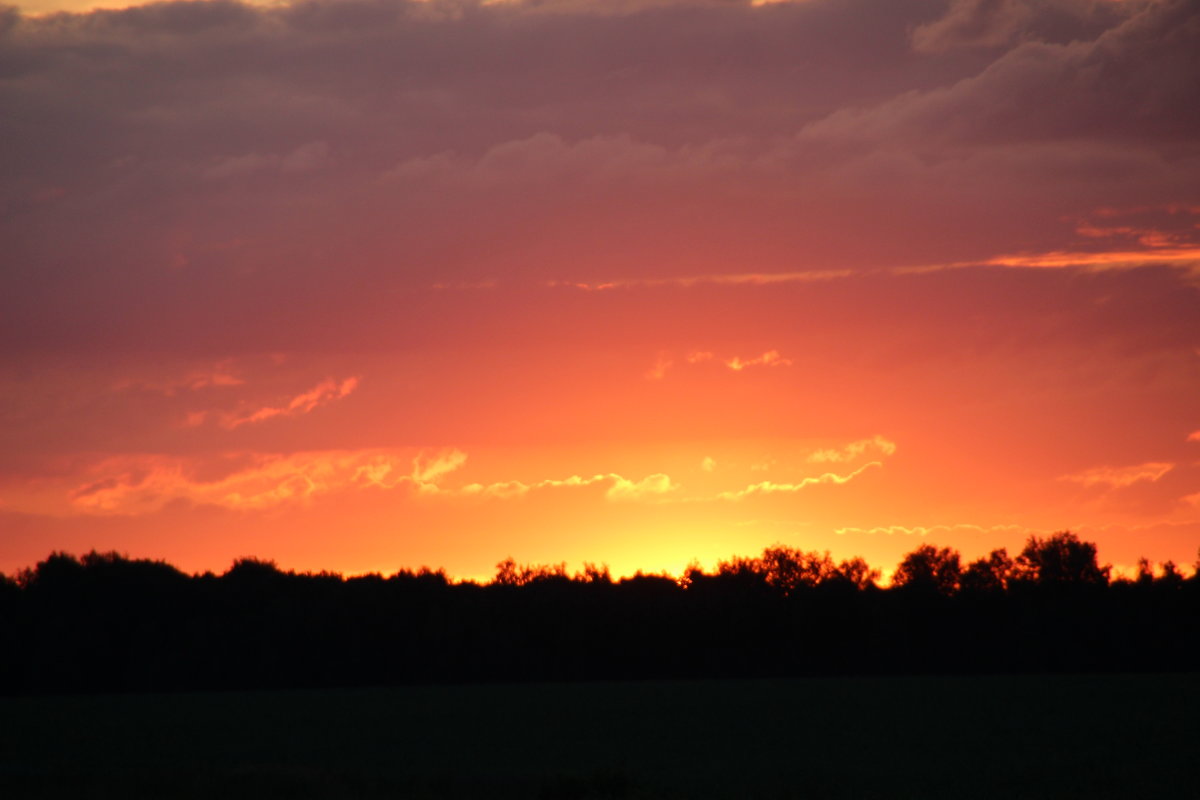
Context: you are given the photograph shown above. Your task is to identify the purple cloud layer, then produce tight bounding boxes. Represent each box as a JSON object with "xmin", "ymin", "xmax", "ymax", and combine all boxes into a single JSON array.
[{"xmin": 1, "ymin": 0, "xmax": 1198, "ymax": 358}]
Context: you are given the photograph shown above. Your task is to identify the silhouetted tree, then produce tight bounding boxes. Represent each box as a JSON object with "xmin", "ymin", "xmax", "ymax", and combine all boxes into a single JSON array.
[
  {"xmin": 831, "ymin": 556, "xmax": 880, "ymax": 590},
  {"xmin": 961, "ymin": 548, "xmax": 1013, "ymax": 593},
  {"xmin": 224, "ymin": 557, "xmax": 284, "ymax": 582},
  {"xmin": 4, "ymin": 536, "xmax": 1198, "ymax": 692},
  {"xmin": 757, "ymin": 546, "xmax": 844, "ymax": 593},
  {"xmin": 493, "ymin": 558, "xmax": 568, "ymax": 586},
  {"xmin": 578, "ymin": 562, "xmax": 612, "ymax": 584},
  {"xmin": 892, "ymin": 545, "xmax": 962, "ymax": 594},
  {"xmin": 1012, "ymin": 532, "xmax": 1109, "ymax": 586},
  {"xmin": 1156, "ymin": 560, "xmax": 1184, "ymax": 589}
]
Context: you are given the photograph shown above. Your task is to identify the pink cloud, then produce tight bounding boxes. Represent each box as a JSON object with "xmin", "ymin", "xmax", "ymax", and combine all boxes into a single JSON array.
[
  {"xmin": 114, "ymin": 362, "xmax": 246, "ymax": 396},
  {"xmin": 221, "ymin": 377, "xmax": 359, "ymax": 429},
  {"xmin": 63, "ymin": 450, "xmax": 413, "ymax": 514},
  {"xmin": 1060, "ymin": 462, "xmax": 1175, "ymax": 489}
]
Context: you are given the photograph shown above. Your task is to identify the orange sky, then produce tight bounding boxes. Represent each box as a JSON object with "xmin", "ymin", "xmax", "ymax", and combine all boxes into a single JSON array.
[{"xmin": 1, "ymin": 0, "xmax": 1198, "ymax": 580}]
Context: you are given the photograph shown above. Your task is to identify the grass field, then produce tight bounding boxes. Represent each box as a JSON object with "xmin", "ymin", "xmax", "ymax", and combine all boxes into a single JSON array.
[{"xmin": 2, "ymin": 674, "xmax": 1198, "ymax": 798}]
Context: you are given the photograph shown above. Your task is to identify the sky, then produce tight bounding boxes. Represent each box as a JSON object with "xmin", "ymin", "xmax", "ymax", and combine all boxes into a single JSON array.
[{"xmin": 1, "ymin": 0, "xmax": 1199, "ymax": 581}]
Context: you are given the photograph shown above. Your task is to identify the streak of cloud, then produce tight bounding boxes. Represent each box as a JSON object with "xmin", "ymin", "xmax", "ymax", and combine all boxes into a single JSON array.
[
  {"xmin": 717, "ymin": 461, "xmax": 881, "ymax": 501},
  {"xmin": 807, "ymin": 436, "xmax": 897, "ymax": 464},
  {"xmin": 1060, "ymin": 462, "xmax": 1175, "ymax": 489},
  {"xmin": 725, "ymin": 350, "xmax": 792, "ymax": 371},
  {"xmin": 220, "ymin": 377, "xmax": 359, "ymax": 429}
]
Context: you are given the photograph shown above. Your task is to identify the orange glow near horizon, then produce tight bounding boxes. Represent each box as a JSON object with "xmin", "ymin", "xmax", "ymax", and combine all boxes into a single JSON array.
[{"xmin": 3, "ymin": 294, "xmax": 1198, "ymax": 581}]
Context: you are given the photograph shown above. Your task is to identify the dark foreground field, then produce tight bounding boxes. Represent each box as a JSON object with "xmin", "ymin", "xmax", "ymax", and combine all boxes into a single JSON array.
[{"xmin": 3, "ymin": 674, "xmax": 1198, "ymax": 799}]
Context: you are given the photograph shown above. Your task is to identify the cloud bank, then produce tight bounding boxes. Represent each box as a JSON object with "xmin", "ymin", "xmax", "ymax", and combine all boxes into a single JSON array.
[{"xmin": 1, "ymin": 0, "xmax": 1198, "ymax": 355}]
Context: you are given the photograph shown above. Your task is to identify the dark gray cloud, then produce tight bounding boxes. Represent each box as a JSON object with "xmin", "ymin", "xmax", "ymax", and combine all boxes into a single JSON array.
[
  {"xmin": 1, "ymin": 0, "xmax": 1197, "ymax": 357},
  {"xmin": 805, "ymin": 0, "xmax": 1200, "ymax": 146}
]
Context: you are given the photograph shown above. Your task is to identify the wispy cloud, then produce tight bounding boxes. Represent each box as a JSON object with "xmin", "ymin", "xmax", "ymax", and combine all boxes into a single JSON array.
[
  {"xmin": 61, "ymin": 446, "xmax": 474, "ymax": 515},
  {"xmin": 460, "ymin": 472, "xmax": 677, "ymax": 503},
  {"xmin": 411, "ymin": 448, "xmax": 468, "ymax": 483},
  {"xmin": 220, "ymin": 377, "xmax": 359, "ymax": 429},
  {"xmin": 982, "ymin": 248, "xmax": 1200, "ymax": 271},
  {"xmin": 203, "ymin": 141, "xmax": 331, "ymax": 181},
  {"xmin": 807, "ymin": 435, "xmax": 897, "ymax": 464},
  {"xmin": 49, "ymin": 445, "xmax": 874, "ymax": 516},
  {"xmin": 67, "ymin": 450, "xmax": 411, "ymax": 514},
  {"xmin": 430, "ymin": 279, "xmax": 500, "ymax": 291},
  {"xmin": 645, "ymin": 353, "xmax": 673, "ymax": 380},
  {"xmin": 114, "ymin": 361, "xmax": 245, "ymax": 396},
  {"xmin": 893, "ymin": 249, "xmax": 1200, "ymax": 278},
  {"xmin": 650, "ymin": 349, "xmax": 793, "ymax": 379},
  {"xmin": 550, "ymin": 270, "xmax": 852, "ymax": 292},
  {"xmin": 834, "ymin": 523, "xmax": 1037, "ymax": 537},
  {"xmin": 1060, "ymin": 462, "xmax": 1175, "ymax": 489},
  {"xmin": 725, "ymin": 350, "xmax": 792, "ymax": 371},
  {"xmin": 716, "ymin": 461, "xmax": 880, "ymax": 501},
  {"xmin": 606, "ymin": 472, "xmax": 675, "ymax": 502}
]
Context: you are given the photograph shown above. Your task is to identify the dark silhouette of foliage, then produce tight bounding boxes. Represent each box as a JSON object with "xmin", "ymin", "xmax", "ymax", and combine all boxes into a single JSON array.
[
  {"xmin": 1012, "ymin": 531, "xmax": 1110, "ymax": 586},
  {"xmin": 891, "ymin": 544, "xmax": 961, "ymax": 594},
  {"xmin": 702, "ymin": 546, "xmax": 880, "ymax": 596},
  {"xmin": 830, "ymin": 556, "xmax": 880, "ymax": 591},
  {"xmin": 1, "ymin": 535, "xmax": 1197, "ymax": 694},
  {"xmin": 961, "ymin": 548, "xmax": 1013, "ymax": 593}
]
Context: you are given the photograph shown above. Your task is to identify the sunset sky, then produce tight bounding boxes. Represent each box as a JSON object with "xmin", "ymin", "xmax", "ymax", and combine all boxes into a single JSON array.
[{"xmin": 2, "ymin": 0, "xmax": 1198, "ymax": 580}]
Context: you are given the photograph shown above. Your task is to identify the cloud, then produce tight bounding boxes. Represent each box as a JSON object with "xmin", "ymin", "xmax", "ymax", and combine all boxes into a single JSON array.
[
  {"xmin": 115, "ymin": 361, "xmax": 246, "ymax": 396},
  {"xmin": 701, "ymin": 456, "xmax": 716, "ymax": 472},
  {"xmin": 834, "ymin": 522, "xmax": 1037, "ymax": 537},
  {"xmin": 459, "ymin": 471, "xmax": 676, "ymax": 503},
  {"xmin": 54, "ymin": 447, "xmax": 689, "ymax": 514},
  {"xmin": 550, "ymin": 271, "xmax": 853, "ymax": 292},
  {"xmin": 717, "ymin": 461, "xmax": 880, "ymax": 500},
  {"xmin": 459, "ymin": 474, "xmax": 597, "ymax": 499},
  {"xmin": 725, "ymin": 350, "xmax": 792, "ymax": 371},
  {"xmin": 803, "ymin": 0, "xmax": 1200, "ymax": 149},
  {"xmin": 911, "ymin": 0, "xmax": 1035, "ymax": 53},
  {"xmin": 1187, "ymin": 430, "xmax": 1200, "ymax": 443},
  {"xmin": 50, "ymin": 445, "xmax": 472, "ymax": 515},
  {"xmin": 410, "ymin": 448, "xmax": 468, "ymax": 483},
  {"xmin": 606, "ymin": 472, "xmax": 675, "ymax": 502},
  {"xmin": 645, "ymin": 353, "xmax": 673, "ymax": 380},
  {"xmin": 221, "ymin": 376, "xmax": 359, "ymax": 429},
  {"xmin": 655, "ymin": 348, "xmax": 795, "ymax": 377},
  {"xmin": 205, "ymin": 141, "xmax": 331, "ymax": 180},
  {"xmin": 1060, "ymin": 461, "xmax": 1176, "ymax": 489},
  {"xmin": 982, "ymin": 248, "xmax": 1200, "ymax": 272},
  {"xmin": 807, "ymin": 435, "xmax": 897, "ymax": 464},
  {"xmin": 3, "ymin": 0, "xmax": 1197, "ymax": 358},
  {"xmin": 912, "ymin": 0, "xmax": 1143, "ymax": 54},
  {"xmin": 382, "ymin": 132, "xmax": 679, "ymax": 188},
  {"xmin": 690, "ymin": 349, "xmax": 795, "ymax": 371},
  {"xmin": 64, "ymin": 449, "xmax": 417, "ymax": 514}
]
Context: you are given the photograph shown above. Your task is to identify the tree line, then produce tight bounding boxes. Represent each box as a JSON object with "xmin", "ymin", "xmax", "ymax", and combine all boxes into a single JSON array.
[{"xmin": 2, "ymin": 532, "xmax": 1197, "ymax": 693}]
